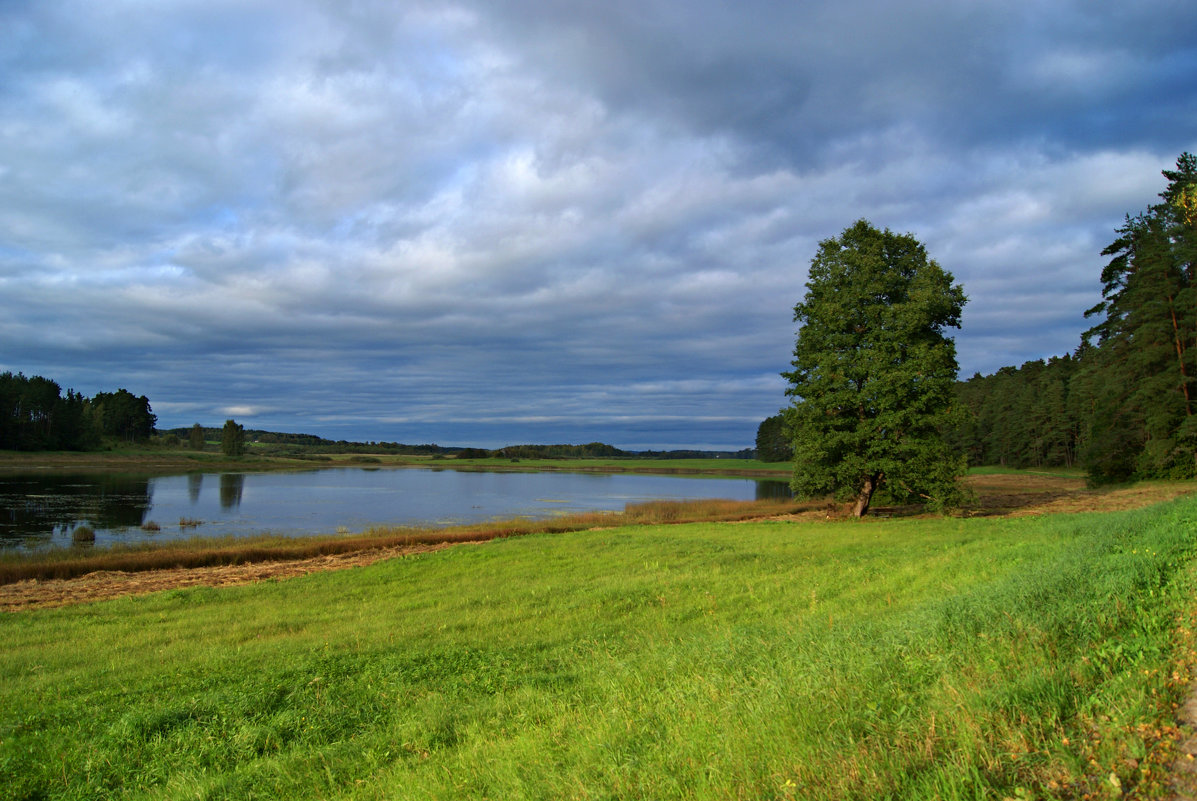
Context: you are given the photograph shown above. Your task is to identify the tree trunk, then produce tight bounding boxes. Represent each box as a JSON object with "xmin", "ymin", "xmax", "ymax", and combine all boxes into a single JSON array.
[
  {"xmin": 853, "ymin": 473, "xmax": 880, "ymax": 517},
  {"xmin": 1167, "ymin": 292, "xmax": 1193, "ymax": 415}
]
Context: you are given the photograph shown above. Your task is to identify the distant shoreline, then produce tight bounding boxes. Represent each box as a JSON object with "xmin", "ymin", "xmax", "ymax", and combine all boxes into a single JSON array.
[{"xmin": 0, "ymin": 449, "xmax": 792, "ymax": 479}]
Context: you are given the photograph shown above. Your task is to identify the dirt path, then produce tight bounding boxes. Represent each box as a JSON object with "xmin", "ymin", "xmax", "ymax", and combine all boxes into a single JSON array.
[
  {"xmin": 766, "ymin": 474, "xmax": 1197, "ymax": 521},
  {"xmin": 0, "ymin": 541, "xmax": 462, "ymax": 612}
]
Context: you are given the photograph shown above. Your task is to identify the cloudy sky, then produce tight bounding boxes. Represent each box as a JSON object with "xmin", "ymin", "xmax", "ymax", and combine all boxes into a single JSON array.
[{"xmin": 2, "ymin": 1, "xmax": 1195, "ymax": 450}]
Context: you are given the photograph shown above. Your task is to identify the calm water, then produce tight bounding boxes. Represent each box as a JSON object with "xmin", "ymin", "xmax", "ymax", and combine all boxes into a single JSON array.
[{"xmin": 0, "ymin": 468, "xmax": 790, "ymax": 552}]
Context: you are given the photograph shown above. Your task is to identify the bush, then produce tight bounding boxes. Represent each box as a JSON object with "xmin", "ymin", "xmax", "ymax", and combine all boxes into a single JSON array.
[{"xmin": 71, "ymin": 525, "xmax": 95, "ymax": 546}]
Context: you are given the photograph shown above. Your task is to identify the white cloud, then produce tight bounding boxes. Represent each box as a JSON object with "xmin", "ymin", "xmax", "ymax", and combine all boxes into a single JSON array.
[{"xmin": 221, "ymin": 406, "xmax": 262, "ymax": 417}]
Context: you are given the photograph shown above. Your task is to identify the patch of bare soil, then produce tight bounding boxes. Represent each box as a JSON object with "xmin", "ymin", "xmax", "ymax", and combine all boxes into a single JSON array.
[
  {"xmin": 0, "ymin": 541, "xmax": 461, "ymax": 613},
  {"xmin": 764, "ymin": 474, "xmax": 1197, "ymax": 521},
  {"xmin": 1003, "ymin": 482, "xmax": 1197, "ymax": 517},
  {"xmin": 965, "ymin": 472, "xmax": 1086, "ymax": 513}
]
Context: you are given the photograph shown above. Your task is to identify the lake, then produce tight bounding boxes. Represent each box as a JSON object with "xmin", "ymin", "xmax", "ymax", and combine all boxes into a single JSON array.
[{"xmin": 0, "ymin": 467, "xmax": 791, "ymax": 552}]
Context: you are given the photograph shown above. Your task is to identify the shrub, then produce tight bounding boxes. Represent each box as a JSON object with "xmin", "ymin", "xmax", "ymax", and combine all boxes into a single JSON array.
[{"xmin": 71, "ymin": 525, "xmax": 95, "ymax": 546}]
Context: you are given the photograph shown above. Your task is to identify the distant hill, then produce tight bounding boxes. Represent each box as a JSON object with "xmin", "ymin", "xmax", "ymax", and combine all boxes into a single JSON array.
[
  {"xmin": 161, "ymin": 428, "xmax": 754, "ymax": 459},
  {"xmin": 162, "ymin": 427, "xmax": 447, "ymax": 456},
  {"xmin": 486, "ymin": 443, "xmax": 754, "ymax": 460}
]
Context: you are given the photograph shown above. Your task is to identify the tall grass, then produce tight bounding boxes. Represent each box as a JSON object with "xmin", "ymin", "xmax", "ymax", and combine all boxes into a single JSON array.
[{"xmin": 3, "ymin": 498, "xmax": 1197, "ymax": 799}]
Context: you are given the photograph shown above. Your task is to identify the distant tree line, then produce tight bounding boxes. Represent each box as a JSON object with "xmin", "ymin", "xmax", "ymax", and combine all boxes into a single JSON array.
[
  {"xmin": 488, "ymin": 442, "xmax": 628, "ymax": 460},
  {"xmin": 760, "ymin": 152, "xmax": 1197, "ymax": 487},
  {"xmin": 162, "ymin": 427, "xmax": 448, "ymax": 456},
  {"xmin": 950, "ymin": 355, "xmax": 1081, "ymax": 470},
  {"xmin": 149, "ymin": 426, "xmax": 756, "ymax": 460},
  {"xmin": 459, "ymin": 443, "xmax": 755, "ymax": 460},
  {"xmin": 0, "ymin": 372, "xmax": 155, "ymax": 451},
  {"xmin": 636, "ymin": 448, "xmax": 755, "ymax": 460}
]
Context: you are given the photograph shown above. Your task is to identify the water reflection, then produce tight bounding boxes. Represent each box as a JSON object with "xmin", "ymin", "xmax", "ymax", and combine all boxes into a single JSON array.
[
  {"xmin": 756, "ymin": 479, "xmax": 792, "ymax": 500},
  {"xmin": 0, "ymin": 473, "xmax": 153, "ymax": 548},
  {"xmin": 1, "ymin": 468, "xmax": 792, "ymax": 553},
  {"xmin": 219, "ymin": 473, "xmax": 244, "ymax": 510}
]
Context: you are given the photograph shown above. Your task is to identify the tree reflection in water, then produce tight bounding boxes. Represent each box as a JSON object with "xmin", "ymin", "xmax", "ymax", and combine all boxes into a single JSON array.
[
  {"xmin": 219, "ymin": 473, "xmax": 244, "ymax": 510},
  {"xmin": 0, "ymin": 473, "xmax": 152, "ymax": 548}
]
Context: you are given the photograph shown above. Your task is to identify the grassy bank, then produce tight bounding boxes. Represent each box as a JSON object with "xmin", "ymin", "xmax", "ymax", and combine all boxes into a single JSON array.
[
  {"xmin": 4, "ymin": 498, "xmax": 1197, "ymax": 799},
  {"xmin": 965, "ymin": 465, "xmax": 1087, "ymax": 479}
]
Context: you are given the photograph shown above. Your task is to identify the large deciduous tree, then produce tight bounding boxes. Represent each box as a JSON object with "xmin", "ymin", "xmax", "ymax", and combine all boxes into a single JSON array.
[{"xmin": 784, "ymin": 220, "xmax": 967, "ymax": 516}]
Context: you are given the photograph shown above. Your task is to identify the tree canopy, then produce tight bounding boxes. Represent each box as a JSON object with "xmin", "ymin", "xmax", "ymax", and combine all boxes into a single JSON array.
[
  {"xmin": 784, "ymin": 220, "xmax": 967, "ymax": 516},
  {"xmin": 0, "ymin": 373, "xmax": 153, "ymax": 451},
  {"xmin": 754, "ymin": 413, "xmax": 793, "ymax": 462},
  {"xmin": 1077, "ymin": 152, "xmax": 1197, "ymax": 482},
  {"xmin": 91, "ymin": 389, "xmax": 156, "ymax": 442},
  {"xmin": 951, "ymin": 356, "xmax": 1080, "ymax": 471},
  {"xmin": 221, "ymin": 419, "xmax": 246, "ymax": 458},
  {"xmin": 933, "ymin": 153, "xmax": 1197, "ymax": 486}
]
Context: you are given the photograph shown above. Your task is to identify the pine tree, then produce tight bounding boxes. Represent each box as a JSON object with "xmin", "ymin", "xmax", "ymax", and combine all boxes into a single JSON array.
[
  {"xmin": 221, "ymin": 419, "xmax": 246, "ymax": 458},
  {"xmin": 189, "ymin": 423, "xmax": 205, "ymax": 451},
  {"xmin": 1083, "ymin": 153, "xmax": 1197, "ymax": 480}
]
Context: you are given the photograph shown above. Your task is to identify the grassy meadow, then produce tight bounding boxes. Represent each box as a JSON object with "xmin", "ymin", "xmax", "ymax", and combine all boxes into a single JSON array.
[{"xmin": 4, "ymin": 497, "xmax": 1197, "ymax": 799}]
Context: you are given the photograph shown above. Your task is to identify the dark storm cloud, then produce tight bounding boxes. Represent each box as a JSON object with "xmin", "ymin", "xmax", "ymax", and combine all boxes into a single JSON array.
[
  {"xmin": 472, "ymin": 0, "xmax": 1197, "ymax": 163},
  {"xmin": 1, "ymin": 0, "xmax": 1194, "ymax": 447}
]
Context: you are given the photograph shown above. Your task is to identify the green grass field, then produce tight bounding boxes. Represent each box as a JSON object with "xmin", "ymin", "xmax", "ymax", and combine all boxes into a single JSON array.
[
  {"xmin": 4, "ymin": 497, "xmax": 1197, "ymax": 799},
  {"xmin": 964, "ymin": 465, "xmax": 1087, "ymax": 479}
]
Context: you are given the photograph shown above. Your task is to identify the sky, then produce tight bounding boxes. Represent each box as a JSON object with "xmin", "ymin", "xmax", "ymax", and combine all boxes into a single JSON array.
[{"xmin": 2, "ymin": 1, "xmax": 1196, "ymax": 450}]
